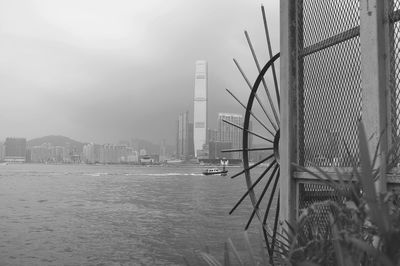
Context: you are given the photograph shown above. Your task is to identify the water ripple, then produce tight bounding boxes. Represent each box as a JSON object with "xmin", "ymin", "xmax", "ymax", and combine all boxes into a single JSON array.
[{"xmin": 0, "ymin": 164, "xmax": 267, "ymax": 265}]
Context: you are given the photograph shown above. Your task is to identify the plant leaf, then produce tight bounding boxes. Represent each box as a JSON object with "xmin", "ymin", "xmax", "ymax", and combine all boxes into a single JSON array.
[
  {"xmin": 227, "ymin": 238, "xmax": 244, "ymax": 266},
  {"xmin": 358, "ymin": 121, "xmax": 388, "ymax": 233},
  {"xmin": 198, "ymin": 252, "xmax": 222, "ymax": 266},
  {"xmin": 243, "ymin": 231, "xmax": 257, "ymax": 266},
  {"xmin": 330, "ymin": 214, "xmax": 346, "ymax": 266},
  {"xmin": 347, "ymin": 237, "xmax": 394, "ymax": 266},
  {"xmin": 224, "ymin": 242, "xmax": 231, "ymax": 266}
]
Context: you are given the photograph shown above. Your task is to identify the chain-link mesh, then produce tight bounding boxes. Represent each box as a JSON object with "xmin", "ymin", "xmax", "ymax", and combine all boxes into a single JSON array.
[
  {"xmin": 301, "ymin": 0, "xmax": 360, "ymax": 48},
  {"xmin": 298, "ymin": 183, "xmax": 352, "ymax": 210},
  {"xmin": 298, "ymin": 182, "xmax": 353, "ymax": 236},
  {"xmin": 297, "ymin": 182, "xmax": 374, "ymax": 266},
  {"xmin": 390, "ymin": 1, "xmax": 400, "ymax": 165},
  {"xmin": 298, "ymin": 0, "xmax": 361, "ymax": 167}
]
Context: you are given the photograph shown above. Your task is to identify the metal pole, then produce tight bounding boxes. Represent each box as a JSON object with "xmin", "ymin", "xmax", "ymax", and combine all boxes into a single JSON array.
[
  {"xmin": 280, "ymin": 0, "xmax": 298, "ymax": 226},
  {"xmin": 360, "ymin": 0, "xmax": 389, "ymax": 194}
]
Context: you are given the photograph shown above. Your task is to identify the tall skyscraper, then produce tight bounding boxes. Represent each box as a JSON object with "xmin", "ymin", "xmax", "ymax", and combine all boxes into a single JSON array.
[
  {"xmin": 188, "ymin": 122, "xmax": 194, "ymax": 158},
  {"xmin": 176, "ymin": 111, "xmax": 190, "ymax": 159},
  {"xmin": 0, "ymin": 142, "xmax": 4, "ymax": 161},
  {"xmin": 193, "ymin": 60, "xmax": 208, "ymax": 157},
  {"xmin": 159, "ymin": 139, "xmax": 167, "ymax": 162}
]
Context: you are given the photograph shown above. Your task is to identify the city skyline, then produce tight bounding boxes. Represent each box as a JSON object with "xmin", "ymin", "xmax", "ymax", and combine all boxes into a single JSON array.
[{"xmin": 0, "ymin": 0, "xmax": 280, "ymax": 145}]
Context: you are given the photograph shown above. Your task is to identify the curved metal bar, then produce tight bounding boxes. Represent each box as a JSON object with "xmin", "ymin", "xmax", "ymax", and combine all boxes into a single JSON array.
[
  {"xmin": 274, "ymin": 130, "xmax": 280, "ymax": 164},
  {"xmin": 263, "ymin": 169, "xmax": 280, "ymax": 257},
  {"xmin": 232, "ymin": 60, "xmax": 278, "ymax": 131},
  {"xmin": 242, "ymin": 52, "xmax": 280, "ymax": 209},
  {"xmin": 245, "ymin": 31, "xmax": 280, "ymax": 126},
  {"xmin": 271, "ymin": 193, "xmax": 280, "ymax": 258}
]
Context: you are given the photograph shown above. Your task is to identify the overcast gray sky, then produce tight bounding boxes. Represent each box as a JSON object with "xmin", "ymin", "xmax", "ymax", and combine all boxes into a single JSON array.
[{"xmin": 0, "ymin": 0, "xmax": 280, "ymax": 145}]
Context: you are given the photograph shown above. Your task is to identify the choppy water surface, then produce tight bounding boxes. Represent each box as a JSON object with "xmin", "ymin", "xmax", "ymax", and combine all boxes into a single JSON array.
[{"xmin": 0, "ymin": 164, "xmax": 265, "ymax": 265}]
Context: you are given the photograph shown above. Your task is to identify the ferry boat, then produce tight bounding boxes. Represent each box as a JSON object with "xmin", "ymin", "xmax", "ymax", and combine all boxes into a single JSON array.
[
  {"xmin": 202, "ymin": 168, "xmax": 228, "ymax": 176},
  {"xmin": 202, "ymin": 159, "xmax": 229, "ymax": 176}
]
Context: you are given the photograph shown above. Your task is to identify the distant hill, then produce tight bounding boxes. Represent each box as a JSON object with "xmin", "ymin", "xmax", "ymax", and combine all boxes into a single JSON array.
[{"xmin": 27, "ymin": 135, "xmax": 85, "ymax": 152}]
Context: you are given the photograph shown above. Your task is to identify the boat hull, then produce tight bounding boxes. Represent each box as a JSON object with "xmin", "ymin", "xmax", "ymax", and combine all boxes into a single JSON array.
[{"xmin": 202, "ymin": 170, "xmax": 228, "ymax": 176}]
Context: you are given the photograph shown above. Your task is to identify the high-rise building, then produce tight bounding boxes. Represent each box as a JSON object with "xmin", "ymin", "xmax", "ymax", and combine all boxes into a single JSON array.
[
  {"xmin": 188, "ymin": 122, "xmax": 194, "ymax": 158},
  {"xmin": 0, "ymin": 142, "xmax": 4, "ymax": 161},
  {"xmin": 4, "ymin": 137, "xmax": 26, "ymax": 162},
  {"xmin": 217, "ymin": 113, "xmax": 243, "ymax": 159},
  {"xmin": 207, "ymin": 128, "xmax": 218, "ymax": 143},
  {"xmin": 177, "ymin": 111, "xmax": 190, "ymax": 159},
  {"xmin": 159, "ymin": 139, "xmax": 167, "ymax": 162},
  {"xmin": 83, "ymin": 143, "xmax": 102, "ymax": 163},
  {"xmin": 209, "ymin": 141, "xmax": 232, "ymax": 160},
  {"xmin": 193, "ymin": 60, "xmax": 208, "ymax": 157},
  {"xmin": 30, "ymin": 145, "xmax": 50, "ymax": 163}
]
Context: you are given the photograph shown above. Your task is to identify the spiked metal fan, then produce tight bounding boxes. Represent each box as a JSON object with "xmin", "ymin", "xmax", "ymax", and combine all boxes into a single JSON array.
[{"xmin": 222, "ymin": 5, "xmax": 280, "ymax": 258}]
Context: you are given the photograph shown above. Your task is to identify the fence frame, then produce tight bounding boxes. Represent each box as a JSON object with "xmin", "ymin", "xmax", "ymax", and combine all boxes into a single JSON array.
[{"xmin": 280, "ymin": 0, "xmax": 392, "ymax": 225}]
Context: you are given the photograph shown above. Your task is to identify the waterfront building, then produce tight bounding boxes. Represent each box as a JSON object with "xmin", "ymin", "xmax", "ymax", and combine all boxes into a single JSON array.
[
  {"xmin": 188, "ymin": 123, "xmax": 194, "ymax": 158},
  {"xmin": 196, "ymin": 144, "xmax": 209, "ymax": 160},
  {"xmin": 54, "ymin": 146, "xmax": 64, "ymax": 162},
  {"xmin": 159, "ymin": 139, "xmax": 167, "ymax": 162},
  {"xmin": 100, "ymin": 144, "xmax": 112, "ymax": 163},
  {"xmin": 217, "ymin": 113, "xmax": 243, "ymax": 159},
  {"xmin": 82, "ymin": 143, "xmax": 138, "ymax": 164},
  {"xmin": 4, "ymin": 137, "xmax": 26, "ymax": 162},
  {"xmin": 30, "ymin": 145, "xmax": 50, "ymax": 163},
  {"xmin": 30, "ymin": 143, "xmax": 68, "ymax": 163},
  {"xmin": 208, "ymin": 141, "xmax": 232, "ymax": 160},
  {"xmin": 0, "ymin": 142, "xmax": 4, "ymax": 161},
  {"xmin": 176, "ymin": 111, "xmax": 191, "ymax": 160},
  {"xmin": 83, "ymin": 143, "xmax": 102, "ymax": 164},
  {"xmin": 127, "ymin": 149, "xmax": 139, "ymax": 163},
  {"xmin": 207, "ymin": 128, "xmax": 218, "ymax": 144},
  {"xmin": 193, "ymin": 60, "xmax": 208, "ymax": 157}
]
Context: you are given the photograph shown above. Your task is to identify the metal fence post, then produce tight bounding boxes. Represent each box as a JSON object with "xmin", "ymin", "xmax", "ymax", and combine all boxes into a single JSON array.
[
  {"xmin": 360, "ymin": 0, "xmax": 389, "ymax": 194},
  {"xmin": 280, "ymin": 0, "xmax": 298, "ymax": 226}
]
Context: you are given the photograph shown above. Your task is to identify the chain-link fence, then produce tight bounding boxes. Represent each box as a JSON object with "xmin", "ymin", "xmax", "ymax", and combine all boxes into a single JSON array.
[
  {"xmin": 390, "ymin": 1, "xmax": 400, "ymax": 165},
  {"xmin": 298, "ymin": 0, "xmax": 362, "ymax": 168}
]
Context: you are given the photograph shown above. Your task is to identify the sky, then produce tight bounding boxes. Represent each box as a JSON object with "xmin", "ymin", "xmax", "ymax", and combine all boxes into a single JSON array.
[{"xmin": 0, "ymin": 0, "xmax": 280, "ymax": 145}]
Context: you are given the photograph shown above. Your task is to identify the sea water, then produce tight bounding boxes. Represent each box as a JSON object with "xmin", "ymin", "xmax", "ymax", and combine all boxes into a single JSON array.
[{"xmin": 0, "ymin": 164, "xmax": 272, "ymax": 265}]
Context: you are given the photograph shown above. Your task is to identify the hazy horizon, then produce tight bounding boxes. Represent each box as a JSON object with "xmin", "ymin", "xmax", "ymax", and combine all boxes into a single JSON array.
[{"xmin": 0, "ymin": 0, "xmax": 280, "ymax": 145}]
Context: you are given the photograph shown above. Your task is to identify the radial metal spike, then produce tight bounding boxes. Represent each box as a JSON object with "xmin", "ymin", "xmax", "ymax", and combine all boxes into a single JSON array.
[
  {"xmin": 244, "ymin": 31, "xmax": 280, "ymax": 126},
  {"xmin": 226, "ymin": 88, "xmax": 275, "ymax": 136},
  {"xmin": 261, "ymin": 5, "xmax": 280, "ymax": 108},
  {"xmin": 245, "ymin": 164, "xmax": 279, "ymax": 230},
  {"xmin": 229, "ymin": 159, "xmax": 276, "ymax": 215},
  {"xmin": 222, "ymin": 119, "xmax": 273, "ymax": 143},
  {"xmin": 232, "ymin": 59, "xmax": 278, "ymax": 132}
]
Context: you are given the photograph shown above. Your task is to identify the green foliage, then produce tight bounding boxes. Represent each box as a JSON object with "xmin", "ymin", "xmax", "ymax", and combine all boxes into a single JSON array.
[
  {"xmin": 188, "ymin": 231, "xmax": 274, "ymax": 266},
  {"xmin": 283, "ymin": 121, "xmax": 400, "ymax": 266}
]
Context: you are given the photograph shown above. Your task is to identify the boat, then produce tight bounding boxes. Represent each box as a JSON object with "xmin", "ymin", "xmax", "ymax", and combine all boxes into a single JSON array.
[
  {"xmin": 202, "ymin": 158, "xmax": 229, "ymax": 176},
  {"xmin": 202, "ymin": 166, "xmax": 228, "ymax": 176}
]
